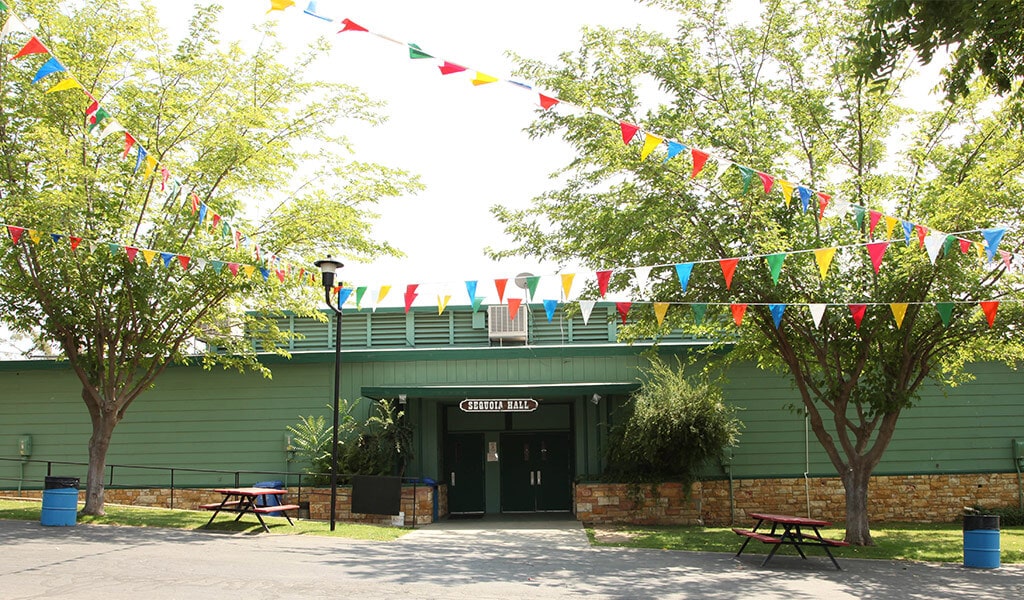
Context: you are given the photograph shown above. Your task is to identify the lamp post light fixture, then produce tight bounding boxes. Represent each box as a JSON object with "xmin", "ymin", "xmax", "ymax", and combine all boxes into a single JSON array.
[{"xmin": 314, "ymin": 255, "xmax": 345, "ymax": 532}]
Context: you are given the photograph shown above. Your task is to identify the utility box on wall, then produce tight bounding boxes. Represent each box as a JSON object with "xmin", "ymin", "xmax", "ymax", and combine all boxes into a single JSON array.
[{"xmin": 17, "ymin": 435, "xmax": 32, "ymax": 458}]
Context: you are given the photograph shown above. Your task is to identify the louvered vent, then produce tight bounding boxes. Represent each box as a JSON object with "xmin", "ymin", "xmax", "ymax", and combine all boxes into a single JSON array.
[{"xmin": 487, "ymin": 305, "xmax": 528, "ymax": 341}]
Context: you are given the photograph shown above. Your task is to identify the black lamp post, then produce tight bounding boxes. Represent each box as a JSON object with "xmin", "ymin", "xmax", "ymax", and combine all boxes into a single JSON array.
[{"xmin": 314, "ymin": 255, "xmax": 344, "ymax": 531}]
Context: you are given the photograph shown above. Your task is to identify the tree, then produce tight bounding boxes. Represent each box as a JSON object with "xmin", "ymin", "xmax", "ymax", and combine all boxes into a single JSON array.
[
  {"xmin": 0, "ymin": 2, "xmax": 420, "ymax": 515},
  {"xmin": 853, "ymin": 0, "xmax": 1024, "ymax": 100},
  {"xmin": 493, "ymin": 0, "xmax": 1024, "ymax": 544}
]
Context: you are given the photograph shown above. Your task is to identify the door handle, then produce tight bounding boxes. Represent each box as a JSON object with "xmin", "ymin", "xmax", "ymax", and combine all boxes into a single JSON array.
[
  {"xmin": 450, "ymin": 472, "xmax": 455, "ymax": 487},
  {"xmin": 536, "ymin": 470, "xmax": 542, "ymax": 485},
  {"xmin": 530, "ymin": 471, "xmax": 535, "ymax": 486}
]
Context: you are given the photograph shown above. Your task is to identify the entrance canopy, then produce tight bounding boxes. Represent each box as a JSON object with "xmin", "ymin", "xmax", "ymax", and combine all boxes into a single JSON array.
[{"xmin": 361, "ymin": 382, "xmax": 639, "ymax": 400}]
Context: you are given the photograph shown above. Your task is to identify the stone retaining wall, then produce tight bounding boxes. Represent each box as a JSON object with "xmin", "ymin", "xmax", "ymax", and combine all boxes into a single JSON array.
[{"xmin": 575, "ymin": 472, "xmax": 1022, "ymax": 526}]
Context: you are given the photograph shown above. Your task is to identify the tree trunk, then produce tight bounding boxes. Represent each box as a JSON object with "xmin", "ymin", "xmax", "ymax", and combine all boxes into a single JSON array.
[
  {"xmin": 82, "ymin": 396, "xmax": 119, "ymax": 516},
  {"xmin": 842, "ymin": 463, "xmax": 874, "ymax": 546}
]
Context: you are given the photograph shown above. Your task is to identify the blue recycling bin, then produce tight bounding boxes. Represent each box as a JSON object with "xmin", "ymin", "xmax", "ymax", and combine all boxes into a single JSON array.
[
  {"xmin": 41, "ymin": 476, "xmax": 80, "ymax": 527},
  {"xmin": 253, "ymin": 480, "xmax": 285, "ymax": 517},
  {"xmin": 963, "ymin": 514, "xmax": 1000, "ymax": 569}
]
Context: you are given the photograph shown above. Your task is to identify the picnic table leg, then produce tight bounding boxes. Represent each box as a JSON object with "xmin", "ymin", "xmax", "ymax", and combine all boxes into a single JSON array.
[
  {"xmin": 789, "ymin": 525, "xmax": 808, "ymax": 560},
  {"xmin": 203, "ymin": 495, "xmax": 232, "ymax": 528},
  {"xmin": 810, "ymin": 527, "xmax": 843, "ymax": 570},
  {"xmin": 736, "ymin": 519, "xmax": 765, "ymax": 557}
]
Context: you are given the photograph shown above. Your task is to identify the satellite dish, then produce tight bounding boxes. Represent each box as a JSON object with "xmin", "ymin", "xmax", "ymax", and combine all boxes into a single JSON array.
[{"xmin": 513, "ymin": 272, "xmax": 534, "ymax": 289}]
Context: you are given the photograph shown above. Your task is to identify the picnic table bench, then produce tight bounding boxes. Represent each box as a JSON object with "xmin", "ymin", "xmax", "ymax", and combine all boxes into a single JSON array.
[{"xmin": 734, "ymin": 512, "xmax": 849, "ymax": 570}]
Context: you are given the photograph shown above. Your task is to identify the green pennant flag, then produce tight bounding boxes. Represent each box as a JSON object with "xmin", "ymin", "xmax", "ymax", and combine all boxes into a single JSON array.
[
  {"xmin": 736, "ymin": 166, "xmax": 755, "ymax": 194},
  {"xmin": 691, "ymin": 303, "xmax": 708, "ymax": 325},
  {"xmin": 526, "ymin": 276, "xmax": 541, "ymax": 300},
  {"xmin": 356, "ymin": 286, "xmax": 367, "ymax": 309},
  {"xmin": 935, "ymin": 302, "xmax": 954, "ymax": 326},
  {"xmin": 943, "ymin": 235, "xmax": 956, "ymax": 256},
  {"xmin": 853, "ymin": 206, "xmax": 865, "ymax": 230},
  {"xmin": 408, "ymin": 43, "xmax": 433, "ymax": 59},
  {"xmin": 108, "ymin": 243, "xmax": 121, "ymax": 255},
  {"xmin": 472, "ymin": 297, "xmax": 485, "ymax": 312},
  {"xmin": 766, "ymin": 253, "xmax": 786, "ymax": 285}
]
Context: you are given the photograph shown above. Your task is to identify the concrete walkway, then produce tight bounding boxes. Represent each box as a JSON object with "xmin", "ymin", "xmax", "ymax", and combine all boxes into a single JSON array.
[{"xmin": 2, "ymin": 516, "xmax": 1021, "ymax": 599}]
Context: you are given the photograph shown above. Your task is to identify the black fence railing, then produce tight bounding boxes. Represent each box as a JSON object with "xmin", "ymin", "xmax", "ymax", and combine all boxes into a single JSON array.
[{"xmin": 0, "ymin": 457, "xmax": 431, "ymax": 521}]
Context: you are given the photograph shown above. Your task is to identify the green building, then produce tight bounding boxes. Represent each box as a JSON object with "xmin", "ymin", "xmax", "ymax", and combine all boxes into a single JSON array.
[{"xmin": 1, "ymin": 303, "xmax": 1022, "ymax": 518}]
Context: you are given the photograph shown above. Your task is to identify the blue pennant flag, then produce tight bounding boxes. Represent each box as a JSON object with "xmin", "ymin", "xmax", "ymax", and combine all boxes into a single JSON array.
[
  {"xmin": 337, "ymin": 288, "xmax": 354, "ymax": 305},
  {"xmin": 674, "ymin": 263, "xmax": 694, "ymax": 292},
  {"xmin": 211, "ymin": 260, "xmax": 225, "ymax": 274},
  {"xmin": 543, "ymin": 299, "xmax": 558, "ymax": 322},
  {"xmin": 982, "ymin": 228, "xmax": 1006, "ymax": 262},
  {"xmin": 32, "ymin": 57, "xmax": 65, "ymax": 83},
  {"xmin": 303, "ymin": 1, "xmax": 332, "ymax": 21},
  {"xmin": 798, "ymin": 186, "xmax": 813, "ymax": 212},
  {"xmin": 664, "ymin": 141, "xmax": 687, "ymax": 163},
  {"xmin": 161, "ymin": 252, "xmax": 174, "ymax": 268},
  {"xmin": 769, "ymin": 304, "xmax": 786, "ymax": 329},
  {"xmin": 50, "ymin": 234, "xmax": 63, "ymax": 244},
  {"xmin": 902, "ymin": 220, "xmax": 914, "ymax": 245},
  {"xmin": 465, "ymin": 280, "xmax": 478, "ymax": 303},
  {"xmin": 134, "ymin": 146, "xmax": 147, "ymax": 174},
  {"xmin": 260, "ymin": 267, "xmax": 270, "ymax": 281}
]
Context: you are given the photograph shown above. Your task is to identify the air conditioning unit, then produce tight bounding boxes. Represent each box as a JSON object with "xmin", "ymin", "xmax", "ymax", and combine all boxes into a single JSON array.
[{"xmin": 488, "ymin": 305, "xmax": 528, "ymax": 342}]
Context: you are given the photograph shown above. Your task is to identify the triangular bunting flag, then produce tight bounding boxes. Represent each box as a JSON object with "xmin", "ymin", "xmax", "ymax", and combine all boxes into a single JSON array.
[
  {"xmin": 28, "ymin": 229, "xmax": 41, "ymax": 244},
  {"xmin": 1000, "ymin": 250, "xmax": 1012, "ymax": 269},
  {"xmin": 228, "ymin": 263, "xmax": 240, "ymax": 277},
  {"xmin": 123, "ymin": 133, "xmax": 136, "ymax": 158},
  {"xmin": 32, "ymin": 57, "xmax": 65, "ymax": 83},
  {"xmin": 596, "ymin": 270, "xmax": 612, "ymax": 298},
  {"xmin": 525, "ymin": 276, "xmax": 541, "ymax": 300},
  {"xmin": 890, "ymin": 303, "xmax": 908, "ymax": 329},
  {"xmin": 6, "ymin": 225, "xmax": 24, "ymax": 244},
  {"xmin": 691, "ymin": 303, "xmax": 707, "ymax": 325},
  {"xmin": 924, "ymin": 233, "xmax": 946, "ymax": 264},
  {"xmin": 465, "ymin": 281, "xmax": 478, "ymax": 303},
  {"xmin": 355, "ymin": 286, "xmax": 367, "ymax": 309},
  {"xmin": 44, "ymin": 78, "xmax": 82, "ymax": 94},
  {"xmin": 134, "ymin": 146, "xmax": 147, "ymax": 174},
  {"xmin": 765, "ymin": 253, "xmax": 786, "ymax": 285},
  {"xmin": 338, "ymin": 18, "xmax": 368, "ymax": 33},
  {"xmin": 808, "ymin": 304, "xmax": 826, "ymax": 329},
  {"xmin": 818, "ymin": 194, "xmax": 830, "ymax": 220},
  {"xmin": 715, "ymin": 159, "xmax": 733, "ymax": 180},
  {"xmin": 408, "ymin": 43, "xmax": 432, "ymax": 59},
  {"xmin": 737, "ymin": 166, "xmax": 755, "ymax": 194},
  {"xmin": 757, "ymin": 172, "xmax": 774, "ymax": 194},
  {"xmin": 539, "ymin": 94, "xmax": 559, "ymax": 110},
  {"xmin": 980, "ymin": 301, "xmax": 999, "ymax": 328},
  {"xmin": 653, "ymin": 302, "xmax": 670, "ymax": 326},
  {"xmin": 125, "ymin": 247, "xmax": 139, "ymax": 263},
  {"xmin": 140, "ymin": 249, "xmax": 157, "ymax": 266},
  {"xmin": 404, "ymin": 284, "xmax": 418, "ymax": 313},
  {"xmin": 177, "ymin": 255, "xmax": 190, "ymax": 270},
  {"xmin": 675, "ymin": 263, "xmax": 694, "ymax": 292},
  {"xmin": 778, "ymin": 180, "xmax": 795, "ymax": 207},
  {"xmin": 615, "ymin": 302, "xmax": 631, "ymax": 324},
  {"xmin": 730, "ymin": 303, "xmax": 747, "ymax": 326},
  {"xmin": 471, "ymin": 72, "xmax": 498, "ymax": 86},
  {"xmin": 632, "ymin": 266, "xmax": 652, "ymax": 293},
  {"xmin": 437, "ymin": 295, "xmax": 451, "ymax": 315},
  {"xmin": 982, "ymin": 228, "xmax": 1006, "ymax": 262},
  {"xmin": 210, "ymin": 260, "xmax": 225, "ymax": 274},
  {"xmin": 884, "ymin": 216, "xmax": 899, "ymax": 240},
  {"xmin": 336, "ymin": 288, "xmax": 354, "ymax": 305},
  {"xmin": 768, "ymin": 304, "xmax": 786, "ymax": 329},
  {"xmin": 1, "ymin": 14, "xmax": 31, "ymax": 38},
  {"xmin": 691, "ymin": 148, "xmax": 710, "ymax": 178},
  {"xmin": 853, "ymin": 206, "xmax": 866, "ymax": 230},
  {"xmin": 377, "ymin": 285, "xmax": 392, "ymax": 305},
  {"xmin": 664, "ymin": 141, "xmax": 686, "ymax": 162},
  {"xmin": 901, "ymin": 220, "xmax": 914, "ymax": 245},
  {"xmin": 916, "ymin": 225, "xmax": 928, "ymax": 248},
  {"xmin": 719, "ymin": 258, "xmax": 739, "ymax": 289},
  {"xmin": 161, "ymin": 252, "xmax": 175, "ymax": 268},
  {"xmin": 579, "ymin": 300, "xmax": 596, "ymax": 325},
  {"xmin": 11, "ymin": 37, "xmax": 47, "ymax": 60},
  {"xmin": 958, "ymin": 238, "xmax": 971, "ymax": 254},
  {"xmin": 507, "ymin": 298, "xmax": 523, "ymax": 319},
  {"xmin": 560, "ymin": 273, "xmax": 575, "ymax": 300},
  {"xmin": 543, "ymin": 299, "xmax": 558, "ymax": 322},
  {"xmin": 935, "ymin": 302, "xmax": 954, "ymax": 326},
  {"xmin": 867, "ymin": 241, "xmax": 889, "ymax": 274},
  {"xmin": 868, "ymin": 210, "xmax": 882, "ymax": 235},
  {"xmin": 472, "ymin": 297, "xmax": 484, "ymax": 312},
  {"xmin": 267, "ymin": 0, "xmax": 295, "ymax": 12},
  {"xmin": 849, "ymin": 304, "xmax": 867, "ymax": 329},
  {"xmin": 814, "ymin": 247, "xmax": 836, "ymax": 279},
  {"xmin": 640, "ymin": 133, "xmax": 663, "ymax": 160},
  {"xmin": 495, "ymin": 278, "xmax": 508, "ymax": 303},
  {"xmin": 798, "ymin": 186, "xmax": 814, "ymax": 212},
  {"xmin": 438, "ymin": 61, "xmax": 467, "ymax": 75},
  {"xmin": 97, "ymin": 118, "xmax": 124, "ymax": 140},
  {"xmin": 303, "ymin": 1, "xmax": 332, "ymax": 21},
  {"xmin": 943, "ymin": 235, "xmax": 956, "ymax": 255},
  {"xmin": 620, "ymin": 122, "xmax": 639, "ymax": 145},
  {"xmin": 70, "ymin": 236, "xmax": 82, "ymax": 251}
]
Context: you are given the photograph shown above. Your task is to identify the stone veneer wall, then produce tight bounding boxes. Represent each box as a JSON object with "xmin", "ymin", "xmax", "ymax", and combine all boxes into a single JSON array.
[
  {"xmin": 575, "ymin": 473, "xmax": 1022, "ymax": 526},
  {"xmin": 307, "ymin": 483, "xmax": 447, "ymax": 526}
]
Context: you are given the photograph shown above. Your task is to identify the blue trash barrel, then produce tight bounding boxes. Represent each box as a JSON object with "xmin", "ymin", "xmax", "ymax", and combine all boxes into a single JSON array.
[
  {"xmin": 41, "ymin": 476, "xmax": 80, "ymax": 527},
  {"xmin": 253, "ymin": 480, "xmax": 284, "ymax": 516},
  {"xmin": 963, "ymin": 514, "xmax": 1000, "ymax": 569}
]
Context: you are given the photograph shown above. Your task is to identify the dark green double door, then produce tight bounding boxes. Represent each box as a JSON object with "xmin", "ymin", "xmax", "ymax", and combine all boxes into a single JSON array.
[
  {"xmin": 444, "ymin": 433, "xmax": 486, "ymax": 514},
  {"xmin": 500, "ymin": 433, "xmax": 572, "ymax": 512}
]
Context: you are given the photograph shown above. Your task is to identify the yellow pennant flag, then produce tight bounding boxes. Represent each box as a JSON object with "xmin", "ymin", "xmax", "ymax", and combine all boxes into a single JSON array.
[
  {"xmin": 884, "ymin": 216, "xmax": 899, "ymax": 240},
  {"xmin": 560, "ymin": 273, "xmax": 575, "ymax": 300},
  {"xmin": 377, "ymin": 285, "xmax": 392, "ymax": 305},
  {"xmin": 890, "ymin": 303, "xmax": 908, "ymax": 329},
  {"xmin": 29, "ymin": 229, "xmax": 42, "ymax": 244},
  {"xmin": 437, "ymin": 295, "xmax": 451, "ymax": 315},
  {"xmin": 45, "ymin": 78, "xmax": 83, "ymax": 94},
  {"xmin": 471, "ymin": 72, "xmax": 499, "ymax": 86},
  {"xmin": 975, "ymin": 241, "xmax": 986, "ymax": 261},
  {"xmin": 814, "ymin": 247, "xmax": 836, "ymax": 279},
  {"xmin": 653, "ymin": 302, "xmax": 670, "ymax": 326},
  {"xmin": 640, "ymin": 134, "xmax": 663, "ymax": 161},
  {"xmin": 141, "ymin": 249, "xmax": 157, "ymax": 265},
  {"xmin": 778, "ymin": 180, "xmax": 795, "ymax": 207},
  {"xmin": 243, "ymin": 265, "xmax": 257, "ymax": 279},
  {"xmin": 266, "ymin": 0, "xmax": 295, "ymax": 13},
  {"xmin": 144, "ymin": 155, "xmax": 157, "ymax": 179}
]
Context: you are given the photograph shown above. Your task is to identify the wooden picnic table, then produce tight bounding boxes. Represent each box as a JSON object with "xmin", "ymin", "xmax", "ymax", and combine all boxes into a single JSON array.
[
  {"xmin": 200, "ymin": 487, "xmax": 300, "ymax": 533},
  {"xmin": 733, "ymin": 512, "xmax": 849, "ymax": 570}
]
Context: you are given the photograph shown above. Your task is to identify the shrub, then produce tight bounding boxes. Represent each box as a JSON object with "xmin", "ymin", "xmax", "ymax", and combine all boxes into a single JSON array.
[{"xmin": 604, "ymin": 357, "xmax": 742, "ymax": 486}]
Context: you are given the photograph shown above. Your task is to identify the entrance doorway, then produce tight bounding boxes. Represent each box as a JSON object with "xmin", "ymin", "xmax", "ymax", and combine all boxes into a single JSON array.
[
  {"xmin": 444, "ymin": 433, "xmax": 486, "ymax": 514},
  {"xmin": 499, "ymin": 432, "xmax": 572, "ymax": 512}
]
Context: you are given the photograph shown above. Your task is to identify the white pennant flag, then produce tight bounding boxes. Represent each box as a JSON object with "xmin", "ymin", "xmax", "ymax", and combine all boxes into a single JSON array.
[
  {"xmin": 808, "ymin": 304, "xmax": 827, "ymax": 329},
  {"xmin": 924, "ymin": 232, "xmax": 946, "ymax": 264},
  {"xmin": 97, "ymin": 119, "xmax": 125, "ymax": 140},
  {"xmin": 633, "ymin": 266, "xmax": 652, "ymax": 295},
  {"xmin": 579, "ymin": 300, "xmax": 596, "ymax": 325},
  {"xmin": 1, "ymin": 15, "xmax": 31, "ymax": 39},
  {"xmin": 193, "ymin": 258, "xmax": 207, "ymax": 271},
  {"xmin": 715, "ymin": 159, "xmax": 733, "ymax": 180}
]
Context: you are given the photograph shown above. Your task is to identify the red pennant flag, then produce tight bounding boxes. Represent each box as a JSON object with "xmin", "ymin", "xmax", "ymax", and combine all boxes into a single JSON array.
[
  {"xmin": 866, "ymin": 241, "xmax": 888, "ymax": 273},
  {"xmin": 190, "ymin": 192, "xmax": 200, "ymax": 213},
  {"xmin": 160, "ymin": 167, "xmax": 170, "ymax": 191},
  {"xmin": 818, "ymin": 194, "xmax": 830, "ymax": 220},
  {"xmin": 958, "ymin": 238, "xmax": 971, "ymax": 254},
  {"xmin": 596, "ymin": 270, "xmax": 613, "ymax": 298},
  {"xmin": 868, "ymin": 210, "xmax": 882, "ymax": 235},
  {"xmin": 691, "ymin": 148, "xmax": 710, "ymax": 178},
  {"xmin": 404, "ymin": 284, "xmax": 419, "ymax": 313},
  {"xmin": 11, "ymin": 37, "xmax": 48, "ymax": 60},
  {"xmin": 177, "ymin": 255, "xmax": 190, "ymax": 270},
  {"xmin": 495, "ymin": 278, "xmax": 508, "ymax": 303},
  {"xmin": 616, "ymin": 302, "xmax": 632, "ymax": 324},
  {"xmin": 731, "ymin": 303, "xmax": 747, "ymax": 326},
  {"xmin": 276, "ymin": 269, "xmax": 286, "ymax": 283},
  {"xmin": 507, "ymin": 297, "xmax": 523, "ymax": 319},
  {"xmin": 980, "ymin": 301, "xmax": 999, "ymax": 328},
  {"xmin": 719, "ymin": 258, "xmax": 740, "ymax": 289},
  {"xmin": 228, "ymin": 263, "xmax": 240, "ymax": 277},
  {"xmin": 123, "ymin": 133, "xmax": 136, "ymax": 158},
  {"xmin": 211, "ymin": 214, "xmax": 221, "ymax": 230},
  {"xmin": 620, "ymin": 122, "xmax": 639, "ymax": 145},
  {"xmin": 1000, "ymin": 250, "xmax": 1012, "ymax": 269},
  {"xmin": 916, "ymin": 225, "xmax": 927, "ymax": 248},
  {"xmin": 7, "ymin": 225, "xmax": 25, "ymax": 244},
  {"xmin": 125, "ymin": 246, "xmax": 139, "ymax": 263},
  {"xmin": 757, "ymin": 172, "xmax": 774, "ymax": 194},
  {"xmin": 338, "ymin": 18, "xmax": 369, "ymax": 33},
  {"xmin": 849, "ymin": 304, "xmax": 867, "ymax": 329},
  {"xmin": 438, "ymin": 61, "xmax": 467, "ymax": 75},
  {"xmin": 539, "ymin": 94, "xmax": 559, "ymax": 110},
  {"xmin": 70, "ymin": 236, "xmax": 82, "ymax": 251}
]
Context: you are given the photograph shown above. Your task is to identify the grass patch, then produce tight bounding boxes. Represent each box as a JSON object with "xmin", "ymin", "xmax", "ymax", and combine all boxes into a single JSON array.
[
  {"xmin": 587, "ymin": 522, "xmax": 1024, "ymax": 564},
  {"xmin": 0, "ymin": 498, "xmax": 407, "ymax": 541}
]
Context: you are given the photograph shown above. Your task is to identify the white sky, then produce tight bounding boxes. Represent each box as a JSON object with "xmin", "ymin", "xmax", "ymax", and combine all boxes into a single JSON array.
[{"xmin": 154, "ymin": 0, "xmax": 679, "ymax": 306}]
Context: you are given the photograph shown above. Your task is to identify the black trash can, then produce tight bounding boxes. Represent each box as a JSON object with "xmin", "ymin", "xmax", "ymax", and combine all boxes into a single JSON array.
[
  {"xmin": 963, "ymin": 514, "xmax": 1000, "ymax": 569},
  {"xmin": 41, "ymin": 476, "xmax": 80, "ymax": 527},
  {"xmin": 253, "ymin": 480, "xmax": 285, "ymax": 517}
]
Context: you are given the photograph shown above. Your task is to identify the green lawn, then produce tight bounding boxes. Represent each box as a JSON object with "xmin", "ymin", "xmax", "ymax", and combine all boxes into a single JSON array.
[
  {"xmin": 588, "ymin": 522, "xmax": 1024, "ymax": 563},
  {"xmin": 0, "ymin": 498, "xmax": 407, "ymax": 541}
]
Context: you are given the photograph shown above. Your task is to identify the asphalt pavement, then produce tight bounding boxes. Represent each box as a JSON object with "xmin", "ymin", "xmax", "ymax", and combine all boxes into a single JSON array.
[{"xmin": 2, "ymin": 515, "xmax": 1021, "ymax": 599}]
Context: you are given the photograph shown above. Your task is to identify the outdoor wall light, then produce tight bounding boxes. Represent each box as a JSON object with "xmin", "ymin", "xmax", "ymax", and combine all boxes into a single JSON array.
[
  {"xmin": 591, "ymin": 393, "xmax": 602, "ymax": 405},
  {"xmin": 314, "ymin": 255, "xmax": 345, "ymax": 532}
]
